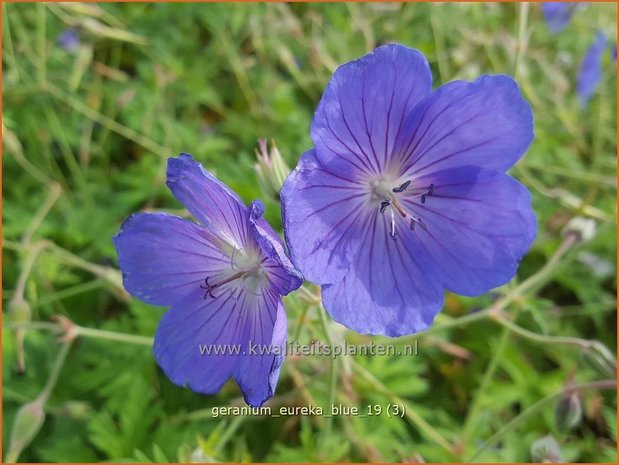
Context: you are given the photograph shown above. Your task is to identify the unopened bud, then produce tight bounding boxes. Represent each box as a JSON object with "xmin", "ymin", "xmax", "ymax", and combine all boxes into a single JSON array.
[
  {"xmin": 555, "ymin": 392, "xmax": 582, "ymax": 431},
  {"xmin": 562, "ymin": 217, "xmax": 596, "ymax": 243},
  {"xmin": 530, "ymin": 435, "xmax": 564, "ymax": 462},
  {"xmin": 59, "ymin": 401, "xmax": 91, "ymax": 421},
  {"xmin": 254, "ymin": 139, "xmax": 291, "ymax": 201},
  {"xmin": 582, "ymin": 340, "xmax": 617, "ymax": 376},
  {"xmin": 7, "ymin": 297, "xmax": 32, "ymax": 325},
  {"xmin": 8, "ymin": 297, "xmax": 32, "ymax": 373},
  {"xmin": 6, "ymin": 400, "xmax": 45, "ymax": 463}
]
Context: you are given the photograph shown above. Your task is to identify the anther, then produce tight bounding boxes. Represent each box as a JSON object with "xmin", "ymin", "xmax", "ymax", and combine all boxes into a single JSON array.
[
  {"xmin": 392, "ymin": 180, "xmax": 411, "ymax": 193},
  {"xmin": 420, "ymin": 183, "xmax": 434, "ymax": 204},
  {"xmin": 379, "ymin": 200, "xmax": 391, "ymax": 213},
  {"xmin": 200, "ymin": 277, "xmax": 217, "ymax": 299},
  {"xmin": 409, "ymin": 216, "xmax": 427, "ymax": 232}
]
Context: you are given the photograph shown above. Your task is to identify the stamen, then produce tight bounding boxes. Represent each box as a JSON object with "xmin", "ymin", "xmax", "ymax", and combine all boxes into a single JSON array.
[
  {"xmin": 421, "ymin": 183, "xmax": 434, "ymax": 204},
  {"xmin": 389, "ymin": 209, "xmax": 397, "ymax": 241},
  {"xmin": 379, "ymin": 200, "xmax": 391, "ymax": 213},
  {"xmin": 200, "ymin": 277, "xmax": 217, "ymax": 299},
  {"xmin": 199, "ymin": 271, "xmax": 248, "ymax": 299},
  {"xmin": 409, "ymin": 216, "xmax": 427, "ymax": 232},
  {"xmin": 392, "ymin": 180, "xmax": 411, "ymax": 193}
]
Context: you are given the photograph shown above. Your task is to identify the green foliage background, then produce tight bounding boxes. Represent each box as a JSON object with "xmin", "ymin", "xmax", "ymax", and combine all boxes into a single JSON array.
[{"xmin": 2, "ymin": 2, "xmax": 617, "ymax": 463}]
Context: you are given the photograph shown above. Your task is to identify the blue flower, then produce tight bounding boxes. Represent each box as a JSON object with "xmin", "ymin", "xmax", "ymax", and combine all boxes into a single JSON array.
[
  {"xmin": 56, "ymin": 28, "xmax": 80, "ymax": 52},
  {"xmin": 281, "ymin": 44, "xmax": 537, "ymax": 337},
  {"xmin": 577, "ymin": 31, "xmax": 608, "ymax": 107},
  {"xmin": 114, "ymin": 154, "xmax": 302, "ymax": 407},
  {"xmin": 542, "ymin": 2, "xmax": 580, "ymax": 33}
]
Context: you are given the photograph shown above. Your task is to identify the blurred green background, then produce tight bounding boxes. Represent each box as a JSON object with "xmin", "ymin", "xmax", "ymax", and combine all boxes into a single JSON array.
[{"xmin": 2, "ymin": 2, "xmax": 617, "ymax": 463}]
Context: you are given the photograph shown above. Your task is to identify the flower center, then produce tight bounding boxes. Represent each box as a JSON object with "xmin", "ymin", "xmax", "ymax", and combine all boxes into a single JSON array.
[
  {"xmin": 199, "ymin": 246, "xmax": 267, "ymax": 299},
  {"xmin": 372, "ymin": 178, "xmax": 434, "ymax": 241}
]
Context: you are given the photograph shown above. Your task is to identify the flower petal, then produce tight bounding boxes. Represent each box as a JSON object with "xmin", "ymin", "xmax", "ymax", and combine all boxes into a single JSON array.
[
  {"xmin": 311, "ymin": 44, "xmax": 432, "ymax": 175},
  {"xmin": 577, "ymin": 31, "xmax": 607, "ymax": 108},
  {"xmin": 234, "ymin": 298, "xmax": 287, "ymax": 407},
  {"xmin": 166, "ymin": 153, "xmax": 249, "ymax": 248},
  {"xmin": 321, "ymin": 213, "xmax": 444, "ymax": 337},
  {"xmin": 113, "ymin": 212, "xmax": 230, "ymax": 306},
  {"xmin": 248, "ymin": 200, "xmax": 303, "ymax": 295},
  {"xmin": 394, "ymin": 75, "xmax": 533, "ymax": 176},
  {"xmin": 402, "ymin": 166, "xmax": 537, "ymax": 296},
  {"xmin": 153, "ymin": 283, "xmax": 283, "ymax": 406},
  {"xmin": 281, "ymin": 150, "xmax": 369, "ymax": 285}
]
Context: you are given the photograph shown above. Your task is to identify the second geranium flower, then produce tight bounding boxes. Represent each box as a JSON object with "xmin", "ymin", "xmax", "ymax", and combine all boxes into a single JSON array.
[{"xmin": 281, "ymin": 44, "xmax": 537, "ymax": 337}]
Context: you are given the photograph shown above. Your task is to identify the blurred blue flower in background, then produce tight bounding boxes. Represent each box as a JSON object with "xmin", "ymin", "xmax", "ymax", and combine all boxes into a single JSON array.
[
  {"xmin": 281, "ymin": 44, "xmax": 537, "ymax": 337},
  {"xmin": 114, "ymin": 154, "xmax": 302, "ymax": 407},
  {"xmin": 577, "ymin": 31, "xmax": 608, "ymax": 107},
  {"xmin": 542, "ymin": 2, "xmax": 581, "ymax": 33},
  {"xmin": 56, "ymin": 28, "xmax": 80, "ymax": 52}
]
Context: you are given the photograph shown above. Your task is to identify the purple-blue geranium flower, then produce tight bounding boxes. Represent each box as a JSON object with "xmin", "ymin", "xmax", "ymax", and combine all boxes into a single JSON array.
[
  {"xmin": 57, "ymin": 28, "xmax": 80, "ymax": 51},
  {"xmin": 114, "ymin": 154, "xmax": 302, "ymax": 407},
  {"xmin": 281, "ymin": 44, "xmax": 537, "ymax": 337},
  {"xmin": 577, "ymin": 31, "xmax": 608, "ymax": 107},
  {"xmin": 542, "ymin": 2, "xmax": 580, "ymax": 33}
]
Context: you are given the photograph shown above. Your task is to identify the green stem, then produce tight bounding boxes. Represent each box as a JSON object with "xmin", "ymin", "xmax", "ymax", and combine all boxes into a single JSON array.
[
  {"xmin": 74, "ymin": 326, "xmax": 153, "ymax": 346},
  {"xmin": 493, "ymin": 316, "xmax": 592, "ymax": 349},
  {"xmin": 38, "ymin": 340, "xmax": 73, "ymax": 404},
  {"xmin": 44, "ymin": 83, "xmax": 168, "ymax": 157},
  {"xmin": 37, "ymin": 3, "xmax": 46, "ymax": 85},
  {"xmin": 12, "ymin": 242, "xmax": 46, "ymax": 301},
  {"xmin": 21, "ymin": 183, "xmax": 62, "ymax": 245},
  {"xmin": 461, "ymin": 310, "xmax": 516, "ymax": 443},
  {"xmin": 2, "ymin": 3, "xmax": 22, "ymax": 81},
  {"xmin": 32, "ymin": 280, "xmax": 104, "ymax": 309},
  {"xmin": 513, "ymin": 2, "xmax": 529, "ymax": 78},
  {"xmin": 214, "ymin": 416, "xmax": 245, "ymax": 454},
  {"xmin": 318, "ymin": 305, "xmax": 338, "ymax": 449},
  {"xmin": 3, "ymin": 321, "xmax": 153, "ymax": 346},
  {"xmin": 468, "ymin": 379, "xmax": 617, "ymax": 461}
]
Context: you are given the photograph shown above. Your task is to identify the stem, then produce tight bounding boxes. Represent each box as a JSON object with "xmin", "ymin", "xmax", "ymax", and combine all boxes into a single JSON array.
[
  {"xmin": 461, "ymin": 310, "xmax": 516, "ymax": 442},
  {"xmin": 318, "ymin": 305, "xmax": 337, "ymax": 449},
  {"xmin": 468, "ymin": 379, "xmax": 617, "ymax": 461},
  {"xmin": 37, "ymin": 3, "xmax": 46, "ymax": 85},
  {"xmin": 12, "ymin": 242, "xmax": 46, "ymax": 301},
  {"xmin": 214, "ymin": 416, "xmax": 245, "ymax": 454},
  {"xmin": 44, "ymin": 82, "xmax": 168, "ymax": 157},
  {"xmin": 513, "ymin": 2, "xmax": 529, "ymax": 78},
  {"xmin": 493, "ymin": 316, "xmax": 593, "ymax": 349},
  {"xmin": 21, "ymin": 183, "xmax": 62, "ymax": 245},
  {"xmin": 74, "ymin": 326, "xmax": 153, "ymax": 346},
  {"xmin": 2, "ymin": 321, "xmax": 153, "ymax": 346},
  {"xmin": 38, "ymin": 340, "xmax": 73, "ymax": 404},
  {"xmin": 2, "ymin": 3, "xmax": 22, "ymax": 81}
]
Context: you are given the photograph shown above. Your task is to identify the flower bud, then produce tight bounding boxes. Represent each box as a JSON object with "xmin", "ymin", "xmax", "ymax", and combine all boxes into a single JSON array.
[
  {"xmin": 562, "ymin": 216, "xmax": 596, "ymax": 243},
  {"xmin": 582, "ymin": 340, "xmax": 617, "ymax": 376},
  {"xmin": 7, "ymin": 297, "xmax": 32, "ymax": 373},
  {"xmin": 7, "ymin": 297, "xmax": 32, "ymax": 325},
  {"xmin": 555, "ymin": 391, "xmax": 582, "ymax": 431},
  {"xmin": 254, "ymin": 139, "xmax": 291, "ymax": 201},
  {"xmin": 59, "ymin": 401, "xmax": 91, "ymax": 421},
  {"xmin": 6, "ymin": 400, "xmax": 45, "ymax": 463},
  {"xmin": 530, "ymin": 435, "xmax": 564, "ymax": 462}
]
